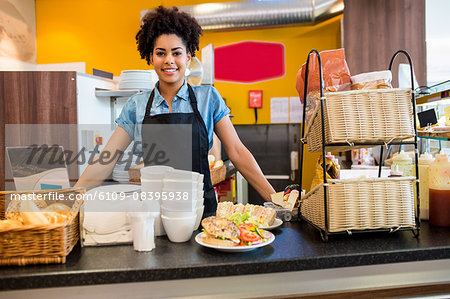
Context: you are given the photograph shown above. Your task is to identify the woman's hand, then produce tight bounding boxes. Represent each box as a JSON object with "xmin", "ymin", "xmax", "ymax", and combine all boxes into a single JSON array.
[{"xmin": 214, "ymin": 116, "xmax": 275, "ymax": 201}]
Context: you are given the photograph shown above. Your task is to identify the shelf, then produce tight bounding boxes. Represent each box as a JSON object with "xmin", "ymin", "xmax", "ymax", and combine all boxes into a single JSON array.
[
  {"xmin": 416, "ymin": 80, "xmax": 450, "ymax": 105},
  {"xmin": 95, "ymin": 89, "xmax": 139, "ymax": 98},
  {"xmin": 418, "ymin": 130, "xmax": 450, "ymax": 141}
]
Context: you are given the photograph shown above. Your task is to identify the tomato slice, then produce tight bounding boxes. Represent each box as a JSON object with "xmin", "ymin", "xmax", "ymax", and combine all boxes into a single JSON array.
[{"xmin": 240, "ymin": 228, "xmax": 261, "ymax": 243}]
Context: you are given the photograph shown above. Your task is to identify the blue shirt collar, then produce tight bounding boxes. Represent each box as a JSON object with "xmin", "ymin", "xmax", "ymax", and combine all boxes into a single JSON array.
[{"xmin": 153, "ymin": 80, "xmax": 189, "ymax": 108}]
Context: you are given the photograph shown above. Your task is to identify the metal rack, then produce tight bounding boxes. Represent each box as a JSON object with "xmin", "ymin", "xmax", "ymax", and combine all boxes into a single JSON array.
[{"xmin": 298, "ymin": 49, "xmax": 421, "ymax": 241}]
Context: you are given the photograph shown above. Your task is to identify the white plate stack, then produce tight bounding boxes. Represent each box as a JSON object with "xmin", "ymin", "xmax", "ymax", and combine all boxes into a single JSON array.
[
  {"xmin": 112, "ymin": 163, "xmax": 130, "ymax": 183},
  {"xmin": 118, "ymin": 70, "xmax": 157, "ymax": 90}
]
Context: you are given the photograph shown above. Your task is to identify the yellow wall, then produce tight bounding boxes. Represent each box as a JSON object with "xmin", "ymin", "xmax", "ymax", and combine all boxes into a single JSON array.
[{"xmin": 36, "ymin": 0, "xmax": 342, "ymax": 190}]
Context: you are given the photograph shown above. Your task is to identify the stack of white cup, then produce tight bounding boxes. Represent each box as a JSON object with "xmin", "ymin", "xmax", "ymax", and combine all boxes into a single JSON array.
[{"xmin": 139, "ymin": 166, "xmax": 205, "ymax": 243}]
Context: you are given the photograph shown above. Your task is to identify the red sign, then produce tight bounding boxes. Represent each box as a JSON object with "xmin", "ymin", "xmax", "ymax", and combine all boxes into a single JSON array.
[
  {"xmin": 249, "ymin": 90, "xmax": 263, "ymax": 108},
  {"xmin": 214, "ymin": 41, "xmax": 285, "ymax": 83}
]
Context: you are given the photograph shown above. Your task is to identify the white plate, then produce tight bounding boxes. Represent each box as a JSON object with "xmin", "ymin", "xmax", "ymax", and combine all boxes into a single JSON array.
[
  {"xmin": 259, "ymin": 218, "xmax": 283, "ymax": 230},
  {"xmin": 195, "ymin": 231, "xmax": 275, "ymax": 253}
]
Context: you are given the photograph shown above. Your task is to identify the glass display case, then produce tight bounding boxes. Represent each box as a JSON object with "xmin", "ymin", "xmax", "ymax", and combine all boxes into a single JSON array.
[{"xmin": 416, "ymin": 80, "xmax": 450, "ymax": 155}]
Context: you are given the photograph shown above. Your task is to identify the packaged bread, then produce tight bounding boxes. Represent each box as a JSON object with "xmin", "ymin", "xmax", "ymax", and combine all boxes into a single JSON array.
[
  {"xmin": 216, "ymin": 202, "xmax": 276, "ymax": 227},
  {"xmin": 351, "ymin": 70, "xmax": 392, "ymax": 90},
  {"xmin": 296, "ymin": 48, "xmax": 351, "ymax": 103}
]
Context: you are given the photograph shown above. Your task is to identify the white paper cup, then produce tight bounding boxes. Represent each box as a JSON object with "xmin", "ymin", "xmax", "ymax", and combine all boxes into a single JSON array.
[{"xmin": 161, "ymin": 214, "xmax": 196, "ymax": 243}]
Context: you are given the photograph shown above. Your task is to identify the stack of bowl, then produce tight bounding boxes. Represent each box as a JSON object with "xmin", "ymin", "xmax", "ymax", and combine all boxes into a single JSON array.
[{"xmin": 140, "ymin": 166, "xmax": 205, "ymax": 243}]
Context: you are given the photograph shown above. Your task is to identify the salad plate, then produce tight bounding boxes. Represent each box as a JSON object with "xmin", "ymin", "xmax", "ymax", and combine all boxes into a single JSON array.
[
  {"xmin": 195, "ymin": 231, "xmax": 275, "ymax": 253},
  {"xmin": 259, "ymin": 218, "xmax": 283, "ymax": 230}
]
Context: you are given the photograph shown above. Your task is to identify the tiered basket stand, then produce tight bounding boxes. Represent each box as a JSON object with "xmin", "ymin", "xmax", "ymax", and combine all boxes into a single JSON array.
[{"xmin": 299, "ymin": 49, "xmax": 421, "ymax": 241}]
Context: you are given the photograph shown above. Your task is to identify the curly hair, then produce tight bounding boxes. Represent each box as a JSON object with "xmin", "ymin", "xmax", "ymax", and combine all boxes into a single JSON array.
[{"xmin": 136, "ymin": 6, "xmax": 203, "ymax": 65}]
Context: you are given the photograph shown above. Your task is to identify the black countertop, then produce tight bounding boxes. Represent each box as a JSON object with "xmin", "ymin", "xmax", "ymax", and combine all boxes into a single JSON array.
[{"xmin": 0, "ymin": 221, "xmax": 449, "ymax": 291}]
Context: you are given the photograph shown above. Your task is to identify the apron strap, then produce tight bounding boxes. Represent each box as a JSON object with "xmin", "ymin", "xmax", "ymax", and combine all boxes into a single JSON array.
[
  {"xmin": 187, "ymin": 84, "xmax": 209, "ymax": 139},
  {"xmin": 144, "ymin": 88, "xmax": 156, "ymax": 118}
]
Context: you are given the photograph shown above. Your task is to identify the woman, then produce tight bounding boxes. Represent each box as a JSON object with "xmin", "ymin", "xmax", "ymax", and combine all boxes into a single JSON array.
[{"xmin": 75, "ymin": 6, "xmax": 275, "ymax": 217}]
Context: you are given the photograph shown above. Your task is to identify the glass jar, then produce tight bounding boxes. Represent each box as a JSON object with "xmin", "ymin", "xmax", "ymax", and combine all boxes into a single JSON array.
[{"xmin": 428, "ymin": 153, "xmax": 450, "ymax": 227}]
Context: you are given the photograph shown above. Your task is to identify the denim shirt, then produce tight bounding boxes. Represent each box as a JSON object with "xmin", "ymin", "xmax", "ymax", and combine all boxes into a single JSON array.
[{"xmin": 115, "ymin": 80, "xmax": 230, "ymax": 153}]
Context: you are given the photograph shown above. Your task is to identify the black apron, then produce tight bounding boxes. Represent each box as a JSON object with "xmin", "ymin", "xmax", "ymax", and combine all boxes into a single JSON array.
[{"xmin": 141, "ymin": 84, "xmax": 217, "ymax": 218}]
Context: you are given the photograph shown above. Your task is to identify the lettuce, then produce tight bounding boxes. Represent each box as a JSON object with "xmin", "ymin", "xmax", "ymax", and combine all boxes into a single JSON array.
[{"xmin": 229, "ymin": 213, "xmax": 250, "ymax": 225}]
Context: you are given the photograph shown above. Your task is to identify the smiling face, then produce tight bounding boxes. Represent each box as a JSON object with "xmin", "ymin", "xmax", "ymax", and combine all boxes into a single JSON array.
[{"xmin": 150, "ymin": 34, "xmax": 191, "ymax": 90}]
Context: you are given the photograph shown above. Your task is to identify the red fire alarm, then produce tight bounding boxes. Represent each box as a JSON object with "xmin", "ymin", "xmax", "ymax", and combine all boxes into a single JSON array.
[{"xmin": 249, "ymin": 90, "xmax": 263, "ymax": 108}]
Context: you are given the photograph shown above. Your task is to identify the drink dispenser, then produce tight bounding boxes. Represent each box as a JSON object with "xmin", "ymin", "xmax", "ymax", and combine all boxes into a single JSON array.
[{"xmin": 428, "ymin": 153, "xmax": 450, "ymax": 227}]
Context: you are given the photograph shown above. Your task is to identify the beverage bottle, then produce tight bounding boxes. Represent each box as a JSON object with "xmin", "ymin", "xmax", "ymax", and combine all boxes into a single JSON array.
[
  {"xmin": 388, "ymin": 165, "xmax": 403, "ymax": 177},
  {"xmin": 418, "ymin": 153, "xmax": 433, "ymax": 220},
  {"xmin": 428, "ymin": 153, "xmax": 450, "ymax": 227},
  {"xmin": 391, "ymin": 150, "xmax": 414, "ymax": 177}
]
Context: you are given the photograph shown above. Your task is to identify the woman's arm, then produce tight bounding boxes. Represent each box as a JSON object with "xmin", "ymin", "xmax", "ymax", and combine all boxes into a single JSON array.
[
  {"xmin": 214, "ymin": 116, "xmax": 276, "ymax": 201},
  {"xmin": 74, "ymin": 126, "xmax": 132, "ymax": 190}
]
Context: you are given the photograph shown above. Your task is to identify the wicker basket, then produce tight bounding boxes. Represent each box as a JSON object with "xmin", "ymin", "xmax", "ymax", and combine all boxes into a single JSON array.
[
  {"xmin": 305, "ymin": 88, "xmax": 415, "ymax": 152},
  {"xmin": 300, "ymin": 177, "xmax": 416, "ymax": 233},
  {"xmin": 0, "ymin": 187, "xmax": 84, "ymax": 266}
]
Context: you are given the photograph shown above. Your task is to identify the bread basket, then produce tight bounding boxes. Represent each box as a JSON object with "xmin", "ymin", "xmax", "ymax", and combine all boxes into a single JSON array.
[
  {"xmin": 305, "ymin": 88, "xmax": 415, "ymax": 152},
  {"xmin": 0, "ymin": 187, "xmax": 84, "ymax": 266},
  {"xmin": 300, "ymin": 177, "xmax": 416, "ymax": 233}
]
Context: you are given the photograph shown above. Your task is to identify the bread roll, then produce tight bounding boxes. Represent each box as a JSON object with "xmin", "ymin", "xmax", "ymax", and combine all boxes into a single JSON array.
[
  {"xmin": 43, "ymin": 203, "xmax": 70, "ymax": 213},
  {"xmin": 43, "ymin": 212, "xmax": 69, "ymax": 224},
  {"xmin": 20, "ymin": 199, "xmax": 50, "ymax": 225},
  {"xmin": 0, "ymin": 219, "xmax": 23, "ymax": 229},
  {"xmin": 201, "ymin": 234, "xmax": 238, "ymax": 247},
  {"xmin": 201, "ymin": 216, "xmax": 240, "ymax": 239}
]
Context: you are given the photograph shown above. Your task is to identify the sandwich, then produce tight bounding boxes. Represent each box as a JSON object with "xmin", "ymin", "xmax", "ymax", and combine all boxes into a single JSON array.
[
  {"xmin": 201, "ymin": 216, "xmax": 240, "ymax": 247},
  {"xmin": 216, "ymin": 202, "xmax": 276, "ymax": 227}
]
